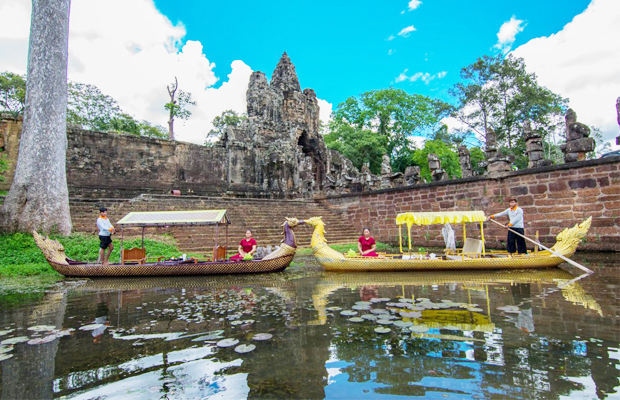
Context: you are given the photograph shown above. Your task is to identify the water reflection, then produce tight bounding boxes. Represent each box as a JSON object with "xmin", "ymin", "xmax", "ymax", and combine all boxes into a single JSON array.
[{"xmin": 0, "ymin": 255, "xmax": 618, "ymax": 399}]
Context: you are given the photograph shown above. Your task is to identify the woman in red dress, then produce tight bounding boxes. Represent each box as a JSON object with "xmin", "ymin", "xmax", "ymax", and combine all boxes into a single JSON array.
[
  {"xmin": 229, "ymin": 230, "xmax": 257, "ymax": 261},
  {"xmin": 358, "ymin": 227, "xmax": 378, "ymax": 257}
]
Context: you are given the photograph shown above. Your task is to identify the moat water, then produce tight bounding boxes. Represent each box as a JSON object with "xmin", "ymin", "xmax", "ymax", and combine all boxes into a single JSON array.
[{"xmin": 0, "ymin": 253, "xmax": 618, "ymax": 399}]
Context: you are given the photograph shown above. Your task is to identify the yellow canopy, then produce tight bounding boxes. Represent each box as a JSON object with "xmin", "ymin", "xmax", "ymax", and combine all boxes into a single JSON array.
[{"xmin": 396, "ymin": 211, "xmax": 486, "ymax": 227}]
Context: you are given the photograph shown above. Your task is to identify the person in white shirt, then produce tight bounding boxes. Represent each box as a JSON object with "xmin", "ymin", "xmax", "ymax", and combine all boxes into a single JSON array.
[
  {"xmin": 96, "ymin": 207, "xmax": 115, "ymax": 264},
  {"xmin": 490, "ymin": 198, "xmax": 527, "ymax": 254}
]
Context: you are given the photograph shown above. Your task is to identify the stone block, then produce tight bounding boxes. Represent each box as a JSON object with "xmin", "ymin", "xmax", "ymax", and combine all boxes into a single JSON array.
[{"xmin": 568, "ymin": 179, "xmax": 597, "ymax": 189}]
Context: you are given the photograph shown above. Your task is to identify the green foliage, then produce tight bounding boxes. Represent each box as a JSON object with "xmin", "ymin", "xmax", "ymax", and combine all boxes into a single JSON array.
[
  {"xmin": 0, "ymin": 71, "xmax": 26, "ymax": 116},
  {"xmin": 0, "ymin": 232, "xmax": 185, "ymax": 277},
  {"xmin": 449, "ymin": 54, "xmax": 568, "ymax": 152},
  {"xmin": 411, "ymin": 139, "xmax": 461, "ymax": 182},
  {"xmin": 206, "ymin": 110, "xmax": 247, "ymax": 144},
  {"xmin": 165, "ymin": 90, "xmax": 196, "ymax": 121},
  {"xmin": 327, "ymin": 88, "xmax": 445, "ymax": 173},
  {"xmin": 469, "ymin": 147, "xmax": 486, "ymax": 175},
  {"xmin": 324, "ymin": 125, "xmax": 388, "ymax": 173},
  {"xmin": 0, "ymin": 152, "xmax": 8, "ymax": 182}
]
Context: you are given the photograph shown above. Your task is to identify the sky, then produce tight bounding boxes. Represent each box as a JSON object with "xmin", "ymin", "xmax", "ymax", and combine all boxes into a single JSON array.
[{"xmin": 0, "ymin": 0, "xmax": 619, "ymax": 149}]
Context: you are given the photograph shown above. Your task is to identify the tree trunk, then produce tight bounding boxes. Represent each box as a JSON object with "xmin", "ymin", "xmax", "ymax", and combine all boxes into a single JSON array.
[{"xmin": 0, "ymin": 0, "xmax": 72, "ymax": 235}]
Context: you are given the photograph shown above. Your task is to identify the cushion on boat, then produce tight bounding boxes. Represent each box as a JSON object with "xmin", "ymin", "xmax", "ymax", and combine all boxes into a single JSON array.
[{"xmin": 462, "ymin": 238, "xmax": 483, "ymax": 256}]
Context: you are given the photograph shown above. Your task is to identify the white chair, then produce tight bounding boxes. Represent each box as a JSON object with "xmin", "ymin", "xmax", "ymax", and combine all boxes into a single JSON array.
[{"xmin": 446, "ymin": 238, "xmax": 483, "ymax": 260}]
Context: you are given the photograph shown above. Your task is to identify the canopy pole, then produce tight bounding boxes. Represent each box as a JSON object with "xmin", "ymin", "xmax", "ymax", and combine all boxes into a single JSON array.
[
  {"xmin": 399, "ymin": 225, "xmax": 403, "ymax": 253},
  {"xmin": 407, "ymin": 225, "xmax": 412, "ymax": 252},
  {"xmin": 225, "ymin": 223, "xmax": 228, "ymax": 257},
  {"xmin": 463, "ymin": 224, "xmax": 467, "ymax": 245},
  {"xmin": 119, "ymin": 226, "xmax": 124, "ymax": 264},
  {"xmin": 488, "ymin": 218, "xmax": 593, "ymax": 274},
  {"xmin": 141, "ymin": 227, "xmax": 145, "ymax": 249},
  {"xmin": 480, "ymin": 222, "xmax": 485, "ymax": 256}
]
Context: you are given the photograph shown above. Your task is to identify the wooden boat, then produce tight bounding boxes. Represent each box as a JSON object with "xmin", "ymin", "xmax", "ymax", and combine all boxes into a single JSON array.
[
  {"xmin": 304, "ymin": 212, "xmax": 592, "ymax": 272},
  {"xmin": 33, "ymin": 216, "xmax": 301, "ymax": 277}
]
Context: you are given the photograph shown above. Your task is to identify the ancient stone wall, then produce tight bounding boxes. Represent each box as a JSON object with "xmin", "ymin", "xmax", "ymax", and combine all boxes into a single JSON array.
[{"xmin": 320, "ymin": 157, "xmax": 620, "ymax": 251}]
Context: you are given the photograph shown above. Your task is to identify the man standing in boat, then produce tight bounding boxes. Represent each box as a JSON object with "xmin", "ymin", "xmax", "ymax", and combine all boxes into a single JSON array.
[
  {"xmin": 489, "ymin": 198, "xmax": 527, "ymax": 254},
  {"xmin": 97, "ymin": 207, "xmax": 115, "ymax": 265}
]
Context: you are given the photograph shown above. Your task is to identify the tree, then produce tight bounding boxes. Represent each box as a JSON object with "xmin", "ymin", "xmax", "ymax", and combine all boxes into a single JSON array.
[
  {"xmin": 411, "ymin": 139, "xmax": 461, "ymax": 182},
  {"xmin": 0, "ymin": 72, "xmax": 26, "ymax": 116},
  {"xmin": 165, "ymin": 77, "xmax": 196, "ymax": 141},
  {"xmin": 205, "ymin": 110, "xmax": 247, "ymax": 145},
  {"xmin": 327, "ymin": 88, "xmax": 444, "ymax": 173},
  {"xmin": 67, "ymin": 82, "xmax": 122, "ymax": 131},
  {"xmin": 469, "ymin": 147, "xmax": 486, "ymax": 176},
  {"xmin": 449, "ymin": 54, "xmax": 567, "ymax": 153},
  {"xmin": 324, "ymin": 125, "xmax": 388, "ymax": 173},
  {"xmin": 0, "ymin": 0, "xmax": 72, "ymax": 234}
]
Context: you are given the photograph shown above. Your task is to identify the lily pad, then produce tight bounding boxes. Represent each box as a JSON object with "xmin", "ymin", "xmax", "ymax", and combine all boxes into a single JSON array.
[
  {"xmin": 361, "ymin": 314, "xmax": 378, "ymax": 321},
  {"xmin": 79, "ymin": 324, "xmax": 105, "ymax": 331},
  {"xmin": 217, "ymin": 338, "xmax": 239, "ymax": 348},
  {"xmin": 376, "ymin": 319, "xmax": 393, "ymax": 325},
  {"xmin": 1, "ymin": 336, "xmax": 29, "ymax": 345},
  {"xmin": 400, "ymin": 311, "xmax": 422, "ymax": 319},
  {"xmin": 393, "ymin": 320, "xmax": 413, "ymax": 328},
  {"xmin": 27, "ymin": 325, "xmax": 57, "ymax": 332},
  {"xmin": 234, "ymin": 344, "xmax": 256, "ymax": 353},
  {"xmin": 0, "ymin": 346, "xmax": 13, "ymax": 354},
  {"xmin": 0, "ymin": 353, "xmax": 13, "ymax": 361},
  {"xmin": 409, "ymin": 326, "xmax": 430, "ymax": 333},
  {"xmin": 374, "ymin": 327, "xmax": 391, "ymax": 334},
  {"xmin": 352, "ymin": 305, "xmax": 371, "ymax": 311},
  {"xmin": 27, "ymin": 334, "xmax": 58, "ymax": 345},
  {"xmin": 192, "ymin": 331, "xmax": 225, "ymax": 341},
  {"xmin": 348, "ymin": 317, "xmax": 364, "ymax": 323},
  {"xmin": 340, "ymin": 310, "xmax": 358, "ymax": 316},
  {"xmin": 355, "ymin": 301, "xmax": 372, "ymax": 306},
  {"xmin": 252, "ymin": 333, "xmax": 273, "ymax": 341},
  {"xmin": 0, "ymin": 330, "xmax": 14, "ymax": 336},
  {"xmin": 370, "ymin": 309, "xmax": 389, "ymax": 315},
  {"xmin": 326, "ymin": 306, "xmax": 342, "ymax": 311}
]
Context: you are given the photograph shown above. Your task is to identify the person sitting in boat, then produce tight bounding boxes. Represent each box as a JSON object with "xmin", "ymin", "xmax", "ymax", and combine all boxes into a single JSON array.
[
  {"xmin": 229, "ymin": 230, "xmax": 257, "ymax": 261},
  {"xmin": 490, "ymin": 198, "xmax": 527, "ymax": 254},
  {"xmin": 358, "ymin": 228, "xmax": 378, "ymax": 257}
]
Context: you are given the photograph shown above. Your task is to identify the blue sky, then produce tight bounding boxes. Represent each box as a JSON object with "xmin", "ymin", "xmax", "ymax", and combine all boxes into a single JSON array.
[
  {"xmin": 153, "ymin": 0, "xmax": 590, "ymax": 107},
  {"xmin": 0, "ymin": 0, "xmax": 618, "ymax": 147}
]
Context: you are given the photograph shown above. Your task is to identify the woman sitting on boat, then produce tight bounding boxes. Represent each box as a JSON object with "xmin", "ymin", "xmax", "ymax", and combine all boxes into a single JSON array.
[
  {"xmin": 230, "ymin": 230, "xmax": 257, "ymax": 261},
  {"xmin": 358, "ymin": 228, "xmax": 378, "ymax": 257}
]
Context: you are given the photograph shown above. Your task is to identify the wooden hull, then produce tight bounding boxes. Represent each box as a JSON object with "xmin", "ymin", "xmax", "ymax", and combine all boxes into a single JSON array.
[
  {"xmin": 46, "ymin": 254, "xmax": 294, "ymax": 277},
  {"xmin": 314, "ymin": 252, "xmax": 570, "ymax": 272}
]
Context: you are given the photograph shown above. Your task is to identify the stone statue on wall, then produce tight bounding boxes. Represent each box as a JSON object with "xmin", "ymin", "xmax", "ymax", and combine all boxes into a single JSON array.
[
  {"xmin": 485, "ymin": 126, "xmax": 513, "ymax": 176},
  {"xmin": 485, "ymin": 127, "xmax": 497, "ymax": 159},
  {"xmin": 428, "ymin": 153, "xmax": 445, "ymax": 181},
  {"xmin": 616, "ymin": 97, "xmax": 619, "ymax": 145},
  {"xmin": 524, "ymin": 120, "xmax": 552, "ymax": 168},
  {"xmin": 561, "ymin": 108, "xmax": 595, "ymax": 163},
  {"xmin": 458, "ymin": 145, "xmax": 472, "ymax": 178},
  {"xmin": 403, "ymin": 165, "xmax": 422, "ymax": 186}
]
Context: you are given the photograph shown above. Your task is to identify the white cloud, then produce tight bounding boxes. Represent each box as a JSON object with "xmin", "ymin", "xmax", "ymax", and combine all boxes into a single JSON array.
[
  {"xmin": 0, "ymin": 0, "xmax": 255, "ymax": 145},
  {"xmin": 395, "ymin": 69, "xmax": 447, "ymax": 84},
  {"xmin": 317, "ymin": 98, "xmax": 333, "ymax": 128},
  {"xmin": 494, "ymin": 16, "xmax": 526, "ymax": 54},
  {"xmin": 511, "ymin": 0, "xmax": 620, "ymax": 149},
  {"xmin": 407, "ymin": 0, "xmax": 422, "ymax": 11},
  {"xmin": 388, "ymin": 49, "xmax": 395, "ymax": 56},
  {"xmin": 387, "ymin": 35, "xmax": 395, "ymax": 41},
  {"xmin": 398, "ymin": 25, "xmax": 416, "ymax": 37}
]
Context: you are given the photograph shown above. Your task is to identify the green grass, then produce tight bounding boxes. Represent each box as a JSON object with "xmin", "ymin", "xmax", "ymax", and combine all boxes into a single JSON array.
[
  {"xmin": 0, "ymin": 232, "xmax": 186, "ymax": 277},
  {"xmin": 296, "ymin": 241, "xmax": 398, "ymax": 256}
]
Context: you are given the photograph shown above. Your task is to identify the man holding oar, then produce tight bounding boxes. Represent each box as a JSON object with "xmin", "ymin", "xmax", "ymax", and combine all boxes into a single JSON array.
[{"xmin": 490, "ymin": 198, "xmax": 527, "ymax": 254}]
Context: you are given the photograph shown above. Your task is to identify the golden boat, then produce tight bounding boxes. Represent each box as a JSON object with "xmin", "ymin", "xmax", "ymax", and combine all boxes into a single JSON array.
[
  {"xmin": 304, "ymin": 212, "xmax": 592, "ymax": 272},
  {"xmin": 33, "ymin": 214, "xmax": 301, "ymax": 277}
]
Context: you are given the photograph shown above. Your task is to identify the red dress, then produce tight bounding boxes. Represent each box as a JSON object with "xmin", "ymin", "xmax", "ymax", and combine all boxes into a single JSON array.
[
  {"xmin": 230, "ymin": 238, "xmax": 257, "ymax": 261},
  {"xmin": 359, "ymin": 236, "xmax": 378, "ymax": 257}
]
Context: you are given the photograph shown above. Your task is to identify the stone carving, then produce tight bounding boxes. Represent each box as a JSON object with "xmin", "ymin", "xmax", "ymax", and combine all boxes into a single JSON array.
[
  {"xmin": 524, "ymin": 120, "xmax": 552, "ymax": 168},
  {"xmin": 561, "ymin": 108, "xmax": 595, "ymax": 163},
  {"xmin": 458, "ymin": 145, "xmax": 472, "ymax": 178},
  {"xmin": 428, "ymin": 153, "xmax": 445, "ymax": 181},
  {"xmin": 403, "ymin": 165, "xmax": 422, "ymax": 186},
  {"xmin": 219, "ymin": 52, "xmax": 380, "ymax": 198},
  {"xmin": 484, "ymin": 127, "xmax": 513, "ymax": 176},
  {"xmin": 616, "ymin": 97, "xmax": 619, "ymax": 145},
  {"xmin": 379, "ymin": 154, "xmax": 403, "ymax": 189}
]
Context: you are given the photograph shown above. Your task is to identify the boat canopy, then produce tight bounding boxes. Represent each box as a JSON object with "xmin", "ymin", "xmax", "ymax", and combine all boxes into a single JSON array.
[
  {"xmin": 396, "ymin": 211, "xmax": 486, "ymax": 227},
  {"xmin": 117, "ymin": 210, "xmax": 230, "ymax": 227}
]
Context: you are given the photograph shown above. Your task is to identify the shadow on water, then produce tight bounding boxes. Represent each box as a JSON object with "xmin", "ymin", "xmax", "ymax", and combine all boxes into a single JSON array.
[{"xmin": 0, "ymin": 253, "xmax": 618, "ymax": 399}]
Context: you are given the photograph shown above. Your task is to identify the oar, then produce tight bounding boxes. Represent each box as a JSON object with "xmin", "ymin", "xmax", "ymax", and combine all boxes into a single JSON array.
[{"xmin": 488, "ymin": 218, "xmax": 593, "ymax": 274}]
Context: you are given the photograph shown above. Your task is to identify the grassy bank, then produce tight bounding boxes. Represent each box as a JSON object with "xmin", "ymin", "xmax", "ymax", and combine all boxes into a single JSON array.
[{"xmin": 0, "ymin": 232, "xmax": 184, "ymax": 277}]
